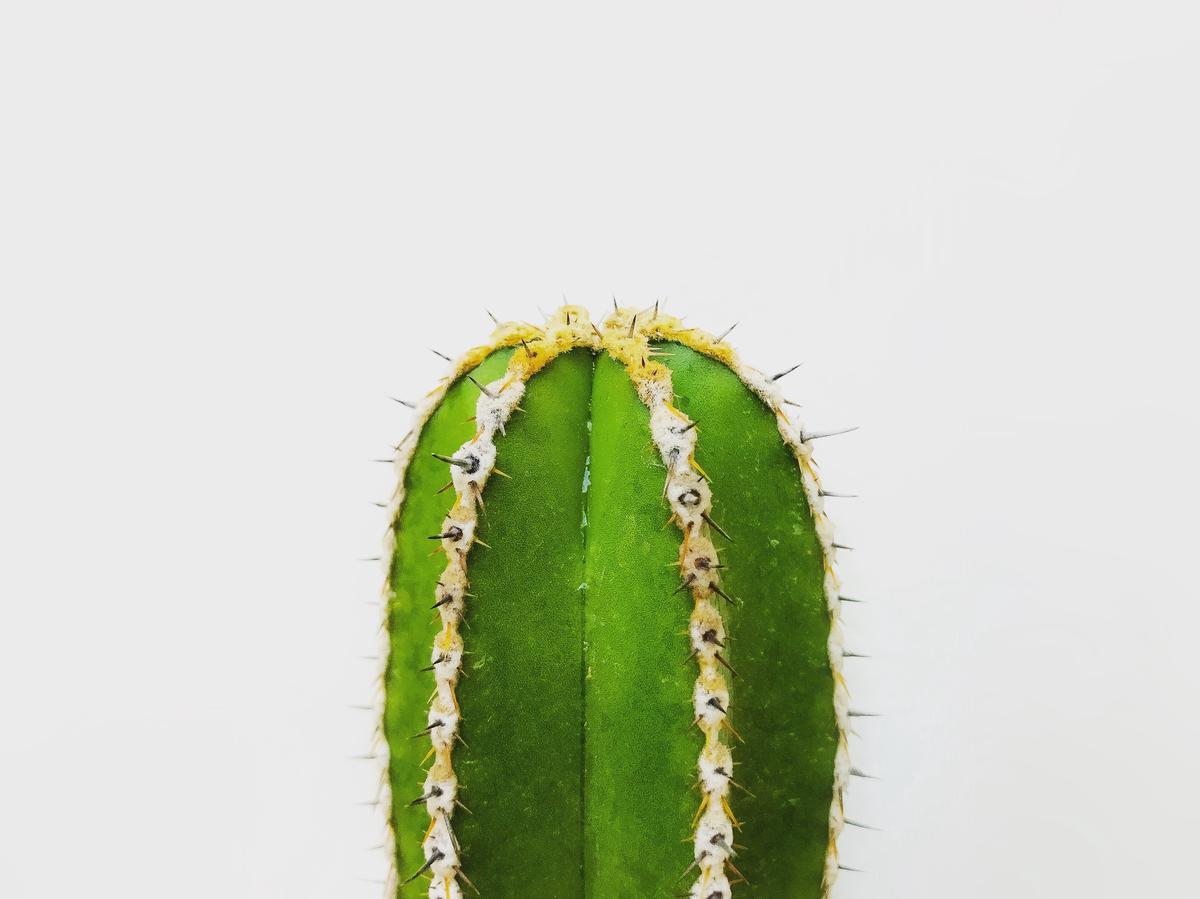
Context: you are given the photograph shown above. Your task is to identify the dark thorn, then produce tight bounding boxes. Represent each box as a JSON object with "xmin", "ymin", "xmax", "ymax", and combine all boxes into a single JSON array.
[
  {"xmin": 390, "ymin": 397, "xmax": 416, "ymax": 409},
  {"xmin": 701, "ymin": 511, "xmax": 732, "ymax": 542},
  {"xmin": 442, "ymin": 811, "xmax": 460, "ymax": 852},
  {"xmin": 707, "ymin": 696, "xmax": 726, "ymax": 714},
  {"xmin": 673, "ymin": 575, "xmax": 696, "ymax": 595},
  {"xmin": 486, "ymin": 309, "xmax": 500, "ymax": 326},
  {"xmin": 675, "ymin": 856, "xmax": 700, "ymax": 883},
  {"xmin": 675, "ymin": 420, "xmax": 698, "ymax": 434},
  {"xmin": 730, "ymin": 777, "xmax": 756, "ymax": 798},
  {"xmin": 373, "ymin": 501, "xmax": 388, "ymax": 508},
  {"xmin": 519, "ymin": 338, "xmax": 535, "ymax": 356},
  {"xmin": 402, "ymin": 850, "xmax": 443, "ymax": 884},
  {"xmin": 652, "ymin": 299, "xmax": 659, "ymax": 320},
  {"xmin": 431, "ymin": 596, "xmax": 454, "ymax": 609},
  {"xmin": 612, "ymin": 295, "xmax": 619, "ymax": 312},
  {"xmin": 430, "ymin": 349, "xmax": 452, "ymax": 362},
  {"xmin": 428, "ymin": 526, "xmax": 464, "ymax": 542},
  {"xmin": 715, "ymin": 322, "xmax": 738, "ymax": 343},
  {"xmin": 411, "ymin": 720, "xmax": 444, "ymax": 738},
  {"xmin": 832, "ymin": 542, "xmax": 854, "ymax": 551},
  {"xmin": 358, "ymin": 556, "xmax": 381, "ymax": 562},
  {"xmin": 838, "ymin": 864, "xmax": 866, "ymax": 873},
  {"xmin": 710, "ymin": 584, "xmax": 739, "ymax": 606},
  {"xmin": 839, "ymin": 594, "xmax": 864, "ymax": 603},
  {"xmin": 420, "ymin": 654, "xmax": 448, "ymax": 672},
  {"xmin": 407, "ymin": 786, "xmax": 441, "ymax": 806},
  {"xmin": 466, "ymin": 375, "xmax": 496, "ymax": 398},
  {"xmin": 628, "ymin": 314, "xmax": 638, "ymax": 337},
  {"xmin": 715, "ymin": 651, "xmax": 740, "ymax": 677},
  {"xmin": 372, "ymin": 458, "xmax": 395, "ymax": 464},
  {"xmin": 844, "ymin": 818, "xmax": 882, "ymax": 831},
  {"xmin": 457, "ymin": 868, "xmax": 481, "ymax": 895},
  {"xmin": 701, "ymin": 628, "xmax": 724, "ymax": 647},
  {"xmin": 802, "ymin": 426, "xmax": 860, "ymax": 442},
  {"xmin": 848, "ymin": 710, "xmax": 880, "ymax": 718},
  {"xmin": 771, "ymin": 363, "xmax": 802, "ymax": 381},
  {"xmin": 432, "ymin": 453, "xmax": 479, "ymax": 474},
  {"xmin": 850, "ymin": 767, "xmax": 877, "ymax": 779},
  {"xmin": 843, "ymin": 650, "xmax": 871, "ymax": 659},
  {"xmin": 782, "ymin": 398, "xmax": 803, "ymax": 407},
  {"xmin": 591, "ymin": 322, "xmax": 603, "ymax": 339},
  {"xmin": 819, "ymin": 489, "xmax": 859, "ymax": 498}
]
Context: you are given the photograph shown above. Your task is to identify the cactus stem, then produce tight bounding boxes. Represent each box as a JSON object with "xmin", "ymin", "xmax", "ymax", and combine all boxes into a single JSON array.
[{"xmin": 380, "ymin": 304, "xmax": 855, "ymax": 897}]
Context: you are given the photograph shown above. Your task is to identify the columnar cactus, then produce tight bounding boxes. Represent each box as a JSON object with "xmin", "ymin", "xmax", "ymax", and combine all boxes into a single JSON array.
[{"xmin": 376, "ymin": 305, "xmax": 855, "ymax": 898}]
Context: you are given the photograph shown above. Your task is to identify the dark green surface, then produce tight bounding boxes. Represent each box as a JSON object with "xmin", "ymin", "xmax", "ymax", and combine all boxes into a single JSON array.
[
  {"xmin": 456, "ymin": 349, "xmax": 594, "ymax": 895},
  {"xmin": 581, "ymin": 352, "xmax": 696, "ymax": 896},
  {"xmin": 661, "ymin": 342, "xmax": 837, "ymax": 897},
  {"xmin": 386, "ymin": 342, "xmax": 836, "ymax": 898}
]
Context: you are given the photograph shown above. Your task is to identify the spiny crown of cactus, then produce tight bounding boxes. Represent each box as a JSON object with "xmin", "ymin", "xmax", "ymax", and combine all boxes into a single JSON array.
[{"xmin": 375, "ymin": 304, "xmax": 857, "ymax": 898}]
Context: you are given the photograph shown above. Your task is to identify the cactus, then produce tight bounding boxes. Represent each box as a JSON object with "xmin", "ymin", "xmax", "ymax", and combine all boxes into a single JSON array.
[{"xmin": 376, "ymin": 305, "xmax": 853, "ymax": 898}]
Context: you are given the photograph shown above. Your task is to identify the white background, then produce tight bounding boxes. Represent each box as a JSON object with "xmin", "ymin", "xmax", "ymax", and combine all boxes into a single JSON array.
[{"xmin": 2, "ymin": 2, "xmax": 1197, "ymax": 897}]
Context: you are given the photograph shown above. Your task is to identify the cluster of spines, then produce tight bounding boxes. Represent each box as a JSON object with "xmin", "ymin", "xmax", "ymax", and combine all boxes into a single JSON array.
[{"xmin": 374, "ymin": 302, "xmax": 860, "ymax": 897}]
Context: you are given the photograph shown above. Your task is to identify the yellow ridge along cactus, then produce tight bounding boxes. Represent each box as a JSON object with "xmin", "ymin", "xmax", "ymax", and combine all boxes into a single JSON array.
[{"xmin": 372, "ymin": 305, "xmax": 857, "ymax": 898}]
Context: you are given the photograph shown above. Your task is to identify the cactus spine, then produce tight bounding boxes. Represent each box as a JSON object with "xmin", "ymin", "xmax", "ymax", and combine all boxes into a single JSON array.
[{"xmin": 376, "ymin": 305, "xmax": 852, "ymax": 897}]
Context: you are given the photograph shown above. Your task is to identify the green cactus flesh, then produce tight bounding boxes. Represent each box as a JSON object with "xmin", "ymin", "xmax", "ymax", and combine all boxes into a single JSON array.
[{"xmin": 381, "ymin": 307, "xmax": 848, "ymax": 898}]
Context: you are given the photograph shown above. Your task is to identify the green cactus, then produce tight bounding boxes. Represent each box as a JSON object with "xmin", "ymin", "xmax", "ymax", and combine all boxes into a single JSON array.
[{"xmin": 377, "ymin": 305, "xmax": 852, "ymax": 898}]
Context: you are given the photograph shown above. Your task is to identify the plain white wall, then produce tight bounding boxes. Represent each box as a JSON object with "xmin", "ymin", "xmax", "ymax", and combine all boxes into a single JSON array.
[{"xmin": 1, "ymin": 2, "xmax": 1197, "ymax": 897}]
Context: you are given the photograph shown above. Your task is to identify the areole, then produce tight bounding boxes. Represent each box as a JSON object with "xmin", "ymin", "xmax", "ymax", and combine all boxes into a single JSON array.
[{"xmin": 371, "ymin": 304, "xmax": 854, "ymax": 897}]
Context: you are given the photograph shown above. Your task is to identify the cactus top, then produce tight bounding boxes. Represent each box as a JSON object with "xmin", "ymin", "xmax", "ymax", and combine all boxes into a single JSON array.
[{"xmin": 377, "ymin": 305, "xmax": 851, "ymax": 898}]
